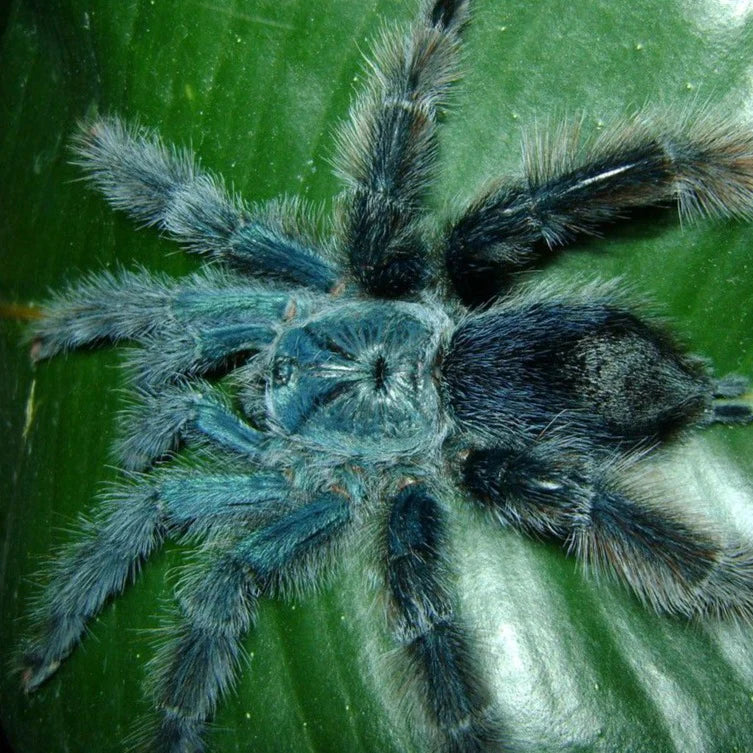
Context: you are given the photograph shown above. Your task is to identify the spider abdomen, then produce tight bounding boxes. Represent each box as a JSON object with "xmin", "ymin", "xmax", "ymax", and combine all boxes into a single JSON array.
[
  {"xmin": 442, "ymin": 299, "xmax": 712, "ymax": 445},
  {"xmin": 265, "ymin": 301, "xmax": 448, "ymax": 459}
]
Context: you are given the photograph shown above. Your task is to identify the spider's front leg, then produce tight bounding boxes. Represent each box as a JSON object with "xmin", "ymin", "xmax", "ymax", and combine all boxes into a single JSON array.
[
  {"xmin": 72, "ymin": 117, "xmax": 341, "ymax": 291},
  {"xmin": 19, "ymin": 464, "xmax": 291, "ymax": 692},
  {"xmin": 146, "ymin": 486, "xmax": 352, "ymax": 753},
  {"xmin": 335, "ymin": 0, "xmax": 469, "ymax": 297},
  {"xmin": 385, "ymin": 484, "xmax": 503, "ymax": 753},
  {"xmin": 114, "ymin": 380, "xmax": 268, "ymax": 471},
  {"xmin": 20, "ymin": 481, "xmax": 165, "ymax": 693},
  {"xmin": 21, "ymin": 461, "xmax": 351, "ymax": 753},
  {"xmin": 18, "ymin": 464, "xmax": 297, "ymax": 693},
  {"xmin": 32, "ymin": 267, "xmax": 313, "ymax": 390},
  {"xmin": 445, "ymin": 114, "xmax": 753, "ymax": 305}
]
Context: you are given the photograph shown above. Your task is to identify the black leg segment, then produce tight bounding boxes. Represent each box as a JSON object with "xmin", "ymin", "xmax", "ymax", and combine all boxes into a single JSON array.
[
  {"xmin": 463, "ymin": 441, "xmax": 753, "ymax": 619},
  {"xmin": 445, "ymin": 114, "xmax": 753, "ymax": 305},
  {"xmin": 335, "ymin": 1, "xmax": 468, "ymax": 297},
  {"xmin": 386, "ymin": 484, "xmax": 502, "ymax": 753}
]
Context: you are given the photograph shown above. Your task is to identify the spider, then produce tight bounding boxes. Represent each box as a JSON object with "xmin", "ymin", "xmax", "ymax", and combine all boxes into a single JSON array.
[{"xmin": 7, "ymin": 0, "xmax": 753, "ymax": 752}]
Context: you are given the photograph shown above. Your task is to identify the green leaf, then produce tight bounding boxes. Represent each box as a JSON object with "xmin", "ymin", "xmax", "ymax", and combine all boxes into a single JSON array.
[{"xmin": 2, "ymin": 1, "xmax": 753, "ymax": 752}]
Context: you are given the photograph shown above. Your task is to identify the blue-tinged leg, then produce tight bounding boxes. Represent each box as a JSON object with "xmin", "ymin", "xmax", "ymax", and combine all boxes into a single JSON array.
[
  {"xmin": 158, "ymin": 469, "xmax": 305, "ymax": 535},
  {"xmin": 20, "ymin": 466, "xmax": 321, "ymax": 694},
  {"xmin": 386, "ymin": 484, "xmax": 503, "ymax": 753},
  {"xmin": 146, "ymin": 491, "xmax": 351, "ymax": 753},
  {"xmin": 31, "ymin": 267, "xmax": 299, "ymax": 364},
  {"xmin": 73, "ymin": 118, "xmax": 341, "ymax": 291},
  {"xmin": 126, "ymin": 318, "xmax": 277, "ymax": 390},
  {"xmin": 463, "ymin": 441, "xmax": 753, "ymax": 619},
  {"xmin": 116, "ymin": 382, "xmax": 266, "ymax": 470},
  {"xmin": 20, "ymin": 484, "xmax": 164, "ymax": 692}
]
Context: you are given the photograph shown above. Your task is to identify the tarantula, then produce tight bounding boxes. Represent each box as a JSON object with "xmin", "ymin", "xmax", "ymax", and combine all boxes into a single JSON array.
[{"xmin": 16, "ymin": 0, "xmax": 753, "ymax": 751}]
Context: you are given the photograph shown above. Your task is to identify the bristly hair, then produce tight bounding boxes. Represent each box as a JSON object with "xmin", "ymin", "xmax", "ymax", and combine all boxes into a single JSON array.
[{"xmin": 16, "ymin": 2, "xmax": 753, "ymax": 753}]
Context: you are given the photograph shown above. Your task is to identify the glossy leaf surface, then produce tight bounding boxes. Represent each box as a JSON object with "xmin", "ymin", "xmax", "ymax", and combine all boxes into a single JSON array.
[{"xmin": 2, "ymin": 2, "xmax": 753, "ymax": 752}]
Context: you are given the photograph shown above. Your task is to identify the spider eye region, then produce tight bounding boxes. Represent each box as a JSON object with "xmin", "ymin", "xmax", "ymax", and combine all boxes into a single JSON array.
[
  {"xmin": 266, "ymin": 301, "xmax": 447, "ymax": 459},
  {"xmin": 271, "ymin": 356, "xmax": 295, "ymax": 386}
]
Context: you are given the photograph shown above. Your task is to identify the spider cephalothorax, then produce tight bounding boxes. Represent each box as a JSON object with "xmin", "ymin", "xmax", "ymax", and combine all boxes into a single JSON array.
[{"xmin": 16, "ymin": 1, "xmax": 753, "ymax": 752}]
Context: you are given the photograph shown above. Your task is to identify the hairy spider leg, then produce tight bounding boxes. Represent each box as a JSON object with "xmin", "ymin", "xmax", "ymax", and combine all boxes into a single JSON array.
[
  {"xmin": 446, "ymin": 292, "xmax": 753, "ymax": 616},
  {"xmin": 72, "ymin": 118, "xmax": 340, "ymax": 291},
  {"xmin": 17, "ymin": 0, "xmax": 753, "ymax": 751},
  {"xmin": 20, "ymin": 467, "xmax": 328, "ymax": 692},
  {"xmin": 116, "ymin": 381, "xmax": 267, "ymax": 470},
  {"xmin": 21, "ymin": 482, "xmax": 164, "ymax": 693},
  {"xmin": 463, "ymin": 442, "xmax": 753, "ymax": 620},
  {"xmin": 386, "ymin": 485, "xmax": 502, "ymax": 753},
  {"xmin": 127, "ymin": 315, "xmax": 274, "ymax": 390},
  {"xmin": 145, "ymin": 491, "xmax": 351, "ymax": 753},
  {"xmin": 445, "ymin": 115, "xmax": 753, "ymax": 305},
  {"xmin": 32, "ymin": 267, "xmax": 310, "ymax": 389},
  {"xmin": 334, "ymin": 0, "xmax": 469, "ymax": 297}
]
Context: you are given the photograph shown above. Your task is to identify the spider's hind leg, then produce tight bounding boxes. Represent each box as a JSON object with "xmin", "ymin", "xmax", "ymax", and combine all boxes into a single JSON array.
[
  {"xmin": 463, "ymin": 440, "xmax": 753, "ymax": 620},
  {"xmin": 445, "ymin": 114, "xmax": 753, "ymax": 305}
]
